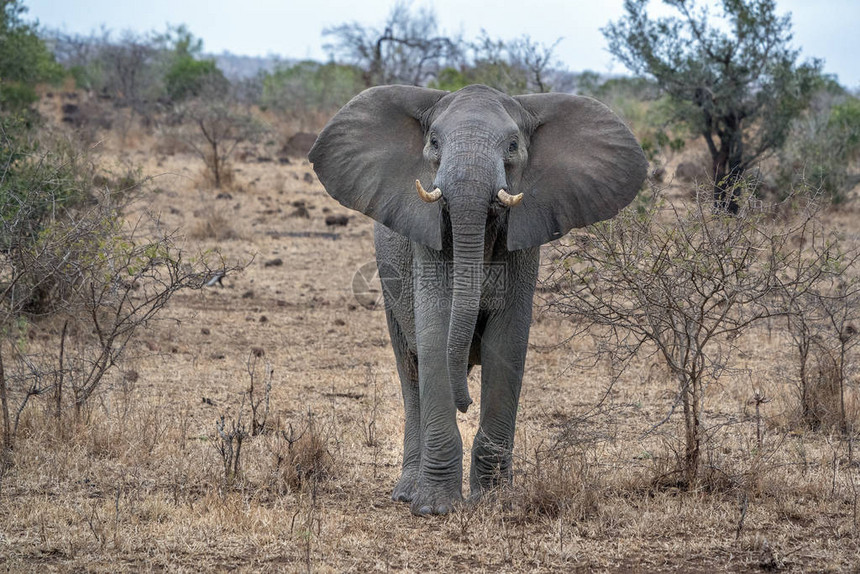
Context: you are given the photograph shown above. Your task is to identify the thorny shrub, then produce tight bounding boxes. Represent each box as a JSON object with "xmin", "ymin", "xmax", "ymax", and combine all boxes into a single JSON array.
[
  {"xmin": 542, "ymin": 183, "xmax": 859, "ymax": 488},
  {"xmin": 273, "ymin": 412, "xmax": 335, "ymax": 493},
  {"xmin": 0, "ymin": 121, "xmax": 237, "ymax": 457}
]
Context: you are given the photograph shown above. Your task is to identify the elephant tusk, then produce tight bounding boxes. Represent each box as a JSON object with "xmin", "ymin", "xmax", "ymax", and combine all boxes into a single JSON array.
[
  {"xmin": 497, "ymin": 189, "xmax": 524, "ymax": 207},
  {"xmin": 415, "ymin": 179, "xmax": 442, "ymax": 203}
]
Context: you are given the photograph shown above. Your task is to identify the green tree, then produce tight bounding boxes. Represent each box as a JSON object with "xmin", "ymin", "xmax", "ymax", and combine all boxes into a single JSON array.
[
  {"xmin": 604, "ymin": 0, "xmax": 822, "ymax": 211},
  {"xmin": 261, "ymin": 60, "xmax": 363, "ymax": 117},
  {"xmin": 159, "ymin": 24, "xmax": 227, "ymax": 101},
  {"xmin": 428, "ymin": 67, "xmax": 470, "ymax": 92},
  {"xmin": 0, "ymin": 0, "xmax": 63, "ymax": 111},
  {"xmin": 165, "ymin": 56, "xmax": 225, "ymax": 101},
  {"xmin": 778, "ymin": 81, "xmax": 860, "ymax": 203}
]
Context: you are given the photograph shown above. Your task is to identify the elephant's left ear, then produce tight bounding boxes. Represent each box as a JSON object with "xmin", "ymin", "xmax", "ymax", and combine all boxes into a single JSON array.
[{"xmin": 508, "ymin": 93, "xmax": 648, "ymax": 251}]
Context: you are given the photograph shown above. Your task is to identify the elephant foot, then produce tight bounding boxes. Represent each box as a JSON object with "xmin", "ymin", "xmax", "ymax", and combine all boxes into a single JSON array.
[
  {"xmin": 470, "ymin": 456, "xmax": 512, "ymax": 498},
  {"xmin": 410, "ymin": 481, "xmax": 463, "ymax": 516},
  {"xmin": 391, "ymin": 468, "xmax": 419, "ymax": 503},
  {"xmin": 467, "ymin": 487, "xmax": 487, "ymax": 505},
  {"xmin": 467, "ymin": 487, "xmax": 513, "ymax": 512},
  {"xmin": 469, "ymin": 475, "xmax": 507, "ymax": 498}
]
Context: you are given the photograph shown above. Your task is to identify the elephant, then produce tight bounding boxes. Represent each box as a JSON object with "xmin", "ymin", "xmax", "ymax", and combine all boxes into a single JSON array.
[{"xmin": 309, "ymin": 84, "xmax": 647, "ymax": 515}]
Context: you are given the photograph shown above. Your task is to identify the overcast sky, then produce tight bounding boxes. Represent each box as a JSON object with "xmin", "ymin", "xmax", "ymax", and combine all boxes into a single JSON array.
[{"xmin": 25, "ymin": 0, "xmax": 860, "ymax": 88}]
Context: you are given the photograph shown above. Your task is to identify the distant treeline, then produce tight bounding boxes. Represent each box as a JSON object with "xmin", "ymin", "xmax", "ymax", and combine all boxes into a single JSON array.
[
  {"xmin": 41, "ymin": 9, "xmax": 596, "ymax": 110},
  {"xmin": 26, "ymin": 0, "xmax": 860, "ymax": 203}
]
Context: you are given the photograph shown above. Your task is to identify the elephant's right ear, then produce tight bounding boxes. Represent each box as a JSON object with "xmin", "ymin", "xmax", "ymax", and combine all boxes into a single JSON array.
[{"xmin": 309, "ymin": 86, "xmax": 448, "ymax": 250}]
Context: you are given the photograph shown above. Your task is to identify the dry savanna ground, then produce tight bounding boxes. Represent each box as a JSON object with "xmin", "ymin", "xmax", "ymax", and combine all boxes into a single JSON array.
[{"xmin": 2, "ymin": 93, "xmax": 860, "ymax": 572}]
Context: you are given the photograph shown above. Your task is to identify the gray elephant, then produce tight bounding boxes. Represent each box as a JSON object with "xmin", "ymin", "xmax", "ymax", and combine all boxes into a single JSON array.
[{"xmin": 309, "ymin": 84, "xmax": 646, "ymax": 515}]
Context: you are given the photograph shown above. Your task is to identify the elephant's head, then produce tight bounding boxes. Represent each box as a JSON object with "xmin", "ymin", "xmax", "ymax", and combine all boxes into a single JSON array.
[{"xmin": 309, "ymin": 84, "xmax": 647, "ymax": 412}]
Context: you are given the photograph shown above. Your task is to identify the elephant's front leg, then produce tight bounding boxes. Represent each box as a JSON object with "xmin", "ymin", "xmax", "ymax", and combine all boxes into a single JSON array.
[
  {"xmin": 470, "ymin": 253, "xmax": 538, "ymax": 496},
  {"xmin": 412, "ymin": 258, "xmax": 463, "ymax": 515}
]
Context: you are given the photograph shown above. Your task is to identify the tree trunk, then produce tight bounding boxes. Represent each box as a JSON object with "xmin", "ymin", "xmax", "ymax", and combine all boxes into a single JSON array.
[
  {"xmin": 797, "ymin": 333, "xmax": 813, "ymax": 427},
  {"xmin": 680, "ymin": 371, "xmax": 702, "ymax": 487},
  {"xmin": 212, "ymin": 141, "xmax": 221, "ymax": 189},
  {"xmin": 838, "ymin": 338, "xmax": 848, "ymax": 435},
  {"xmin": 0, "ymin": 342, "xmax": 11, "ymax": 453},
  {"xmin": 711, "ymin": 120, "xmax": 744, "ymax": 213},
  {"xmin": 56, "ymin": 320, "xmax": 68, "ymax": 434},
  {"xmin": 712, "ymin": 150, "xmax": 742, "ymax": 213}
]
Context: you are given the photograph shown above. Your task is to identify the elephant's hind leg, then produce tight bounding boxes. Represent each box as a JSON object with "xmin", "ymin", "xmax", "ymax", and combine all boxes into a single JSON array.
[{"xmin": 386, "ymin": 308, "xmax": 421, "ymax": 503}]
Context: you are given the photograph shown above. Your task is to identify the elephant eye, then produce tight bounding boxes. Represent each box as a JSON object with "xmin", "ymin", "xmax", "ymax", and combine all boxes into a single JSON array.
[
  {"xmin": 430, "ymin": 136, "xmax": 439, "ymax": 150},
  {"xmin": 508, "ymin": 140, "xmax": 519, "ymax": 154}
]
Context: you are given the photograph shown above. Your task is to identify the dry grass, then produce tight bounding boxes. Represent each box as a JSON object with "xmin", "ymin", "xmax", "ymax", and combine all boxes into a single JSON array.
[
  {"xmin": 189, "ymin": 206, "xmax": 239, "ymax": 241},
  {"xmin": 3, "ymin": 97, "xmax": 860, "ymax": 572}
]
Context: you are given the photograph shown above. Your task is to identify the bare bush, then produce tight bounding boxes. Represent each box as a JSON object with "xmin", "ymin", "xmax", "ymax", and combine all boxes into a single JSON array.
[
  {"xmin": 245, "ymin": 354, "xmax": 272, "ymax": 437},
  {"xmin": 543, "ymin": 185, "xmax": 850, "ymax": 487},
  {"xmin": 0, "ymin": 129, "xmax": 238, "ymax": 450},
  {"xmin": 783, "ymin": 268, "xmax": 860, "ymax": 432},
  {"xmin": 323, "ymin": 1, "xmax": 461, "ymax": 88},
  {"xmin": 1, "ymin": 203, "xmax": 234, "ymax": 439},
  {"xmin": 189, "ymin": 205, "xmax": 238, "ymax": 241},
  {"xmin": 215, "ymin": 413, "xmax": 248, "ymax": 489},
  {"xmin": 506, "ymin": 437, "xmax": 599, "ymax": 521},
  {"xmin": 173, "ymin": 83, "xmax": 265, "ymax": 189},
  {"xmin": 466, "ymin": 33, "xmax": 563, "ymax": 94},
  {"xmin": 273, "ymin": 412, "xmax": 334, "ymax": 493}
]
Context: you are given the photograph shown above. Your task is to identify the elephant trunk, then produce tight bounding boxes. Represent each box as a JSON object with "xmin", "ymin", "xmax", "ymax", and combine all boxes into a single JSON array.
[{"xmin": 444, "ymin": 175, "xmax": 491, "ymax": 413}]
